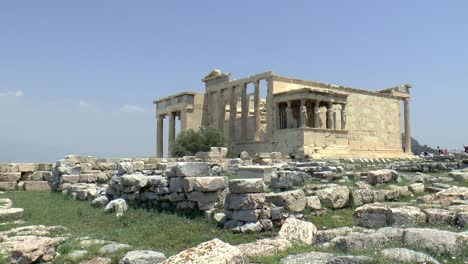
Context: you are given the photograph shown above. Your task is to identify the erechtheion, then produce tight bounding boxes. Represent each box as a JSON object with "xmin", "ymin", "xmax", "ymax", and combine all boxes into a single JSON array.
[{"xmin": 153, "ymin": 70, "xmax": 413, "ymax": 158}]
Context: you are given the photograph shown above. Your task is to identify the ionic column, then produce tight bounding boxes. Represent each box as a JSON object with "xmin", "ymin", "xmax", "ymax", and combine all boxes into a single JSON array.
[
  {"xmin": 168, "ymin": 112, "xmax": 176, "ymax": 157},
  {"xmin": 157, "ymin": 115, "xmax": 164, "ymax": 158},
  {"xmin": 326, "ymin": 103, "xmax": 334, "ymax": 129},
  {"xmin": 314, "ymin": 101, "xmax": 321, "ymax": 128},
  {"xmin": 340, "ymin": 104, "xmax": 347, "ymax": 130},
  {"xmin": 404, "ymin": 98, "xmax": 411, "ymax": 153},
  {"xmin": 276, "ymin": 103, "xmax": 281, "ymax": 130},
  {"xmin": 254, "ymin": 80, "xmax": 261, "ymax": 140},
  {"xmin": 241, "ymin": 84, "xmax": 248, "ymax": 140},
  {"xmin": 300, "ymin": 99, "xmax": 307, "ymax": 128},
  {"xmin": 217, "ymin": 90, "xmax": 225, "ymax": 133},
  {"xmin": 286, "ymin": 101, "xmax": 293, "ymax": 129}
]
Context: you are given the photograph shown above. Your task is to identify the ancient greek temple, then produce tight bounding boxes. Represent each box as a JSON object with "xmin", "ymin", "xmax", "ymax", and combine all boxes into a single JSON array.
[{"xmin": 153, "ymin": 70, "xmax": 412, "ymax": 158}]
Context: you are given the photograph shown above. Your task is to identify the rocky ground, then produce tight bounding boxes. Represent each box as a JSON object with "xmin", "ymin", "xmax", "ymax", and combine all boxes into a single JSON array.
[{"xmin": 0, "ymin": 152, "xmax": 467, "ymax": 263}]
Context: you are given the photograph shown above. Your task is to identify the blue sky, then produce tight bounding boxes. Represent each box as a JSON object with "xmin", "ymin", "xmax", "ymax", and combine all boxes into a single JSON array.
[{"xmin": 0, "ymin": 1, "xmax": 467, "ymax": 162}]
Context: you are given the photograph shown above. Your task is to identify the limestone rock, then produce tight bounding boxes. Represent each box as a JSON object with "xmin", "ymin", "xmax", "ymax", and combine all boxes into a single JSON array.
[
  {"xmin": 367, "ymin": 169, "xmax": 397, "ymax": 185},
  {"xmin": 0, "ymin": 181, "xmax": 17, "ymax": 191},
  {"xmin": 0, "ymin": 172, "xmax": 21, "ymax": 182},
  {"xmin": 423, "ymin": 208, "xmax": 455, "ymax": 226},
  {"xmin": 388, "ymin": 206, "xmax": 426, "ymax": 227},
  {"xmin": 80, "ymin": 257, "xmax": 112, "ymax": 264},
  {"xmin": 317, "ymin": 186, "xmax": 350, "ymax": 209},
  {"xmin": 0, "ymin": 198, "xmax": 13, "ymax": 209},
  {"xmin": 236, "ymin": 238, "xmax": 291, "ymax": 258},
  {"xmin": 278, "ymin": 218, "xmax": 317, "ymax": 245},
  {"xmin": 175, "ymin": 162, "xmax": 210, "ymax": 177},
  {"xmin": 402, "ymin": 228, "xmax": 466, "ymax": 256},
  {"xmin": 99, "ymin": 243, "xmax": 131, "ymax": 254},
  {"xmin": 121, "ymin": 174, "xmax": 148, "ymax": 188},
  {"xmin": 353, "ymin": 203, "xmax": 389, "ymax": 228},
  {"xmin": 91, "ymin": 196, "xmax": 109, "ymax": 208},
  {"xmin": 228, "ymin": 179, "xmax": 266, "ymax": 193},
  {"xmin": 328, "ymin": 255, "xmax": 375, "ymax": 264},
  {"xmin": 118, "ymin": 162, "xmax": 134, "ymax": 175},
  {"xmin": 280, "ymin": 252, "xmax": 333, "ymax": 264},
  {"xmin": 22, "ymin": 181, "xmax": 50, "ymax": 191},
  {"xmin": 266, "ymin": 189, "xmax": 306, "ymax": 213},
  {"xmin": 381, "ymin": 248, "xmax": 440, "ymax": 264},
  {"xmin": 225, "ymin": 193, "xmax": 265, "ymax": 210},
  {"xmin": 119, "ymin": 250, "xmax": 166, "ymax": 264},
  {"xmin": 11, "ymin": 237, "xmax": 58, "ymax": 263},
  {"xmin": 0, "ymin": 208, "xmax": 24, "ymax": 222},
  {"xmin": 194, "ymin": 177, "xmax": 227, "ymax": 192},
  {"xmin": 104, "ymin": 198, "xmax": 128, "ymax": 215},
  {"xmin": 306, "ymin": 196, "xmax": 322, "ymax": 210},
  {"xmin": 408, "ymin": 183, "xmax": 425, "ymax": 194},
  {"xmin": 162, "ymin": 238, "xmax": 244, "ymax": 264},
  {"xmin": 334, "ymin": 233, "xmax": 389, "ymax": 252}
]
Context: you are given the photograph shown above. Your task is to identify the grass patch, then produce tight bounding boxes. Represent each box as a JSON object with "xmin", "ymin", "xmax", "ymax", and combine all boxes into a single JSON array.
[
  {"xmin": 0, "ymin": 191, "xmax": 274, "ymax": 258},
  {"xmin": 307, "ymin": 208, "xmax": 354, "ymax": 229}
]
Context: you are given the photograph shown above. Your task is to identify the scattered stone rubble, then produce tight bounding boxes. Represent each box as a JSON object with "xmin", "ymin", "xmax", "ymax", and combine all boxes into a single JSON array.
[{"xmin": 0, "ymin": 151, "xmax": 467, "ymax": 263}]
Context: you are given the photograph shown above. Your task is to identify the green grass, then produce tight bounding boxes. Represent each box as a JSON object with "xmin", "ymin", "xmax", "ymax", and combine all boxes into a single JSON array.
[
  {"xmin": 0, "ymin": 191, "xmax": 274, "ymax": 260},
  {"xmin": 308, "ymin": 208, "xmax": 355, "ymax": 229}
]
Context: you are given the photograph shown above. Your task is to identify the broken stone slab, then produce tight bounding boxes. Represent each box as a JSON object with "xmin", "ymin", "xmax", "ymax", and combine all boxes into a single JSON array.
[
  {"xmin": 194, "ymin": 177, "xmax": 227, "ymax": 192},
  {"xmin": 271, "ymin": 171, "xmax": 310, "ymax": 189},
  {"xmin": 422, "ymin": 208, "xmax": 456, "ymax": 226},
  {"xmin": 402, "ymin": 228, "xmax": 467, "ymax": 256},
  {"xmin": 91, "ymin": 196, "xmax": 109, "ymax": 208},
  {"xmin": 174, "ymin": 162, "xmax": 210, "ymax": 177},
  {"xmin": 316, "ymin": 227, "xmax": 355, "ymax": 244},
  {"xmin": 457, "ymin": 211, "xmax": 468, "ymax": 226},
  {"xmin": 381, "ymin": 248, "xmax": 440, "ymax": 264},
  {"xmin": 317, "ymin": 186, "xmax": 350, "ymax": 209},
  {"xmin": 120, "ymin": 174, "xmax": 148, "ymax": 188},
  {"xmin": 118, "ymin": 162, "xmax": 134, "ymax": 175},
  {"xmin": 22, "ymin": 181, "xmax": 50, "ymax": 191},
  {"xmin": 266, "ymin": 189, "xmax": 306, "ymax": 213},
  {"xmin": 0, "ymin": 172, "xmax": 21, "ymax": 182},
  {"xmin": 328, "ymin": 255, "xmax": 375, "ymax": 264},
  {"xmin": 80, "ymin": 257, "xmax": 112, "ymax": 264},
  {"xmin": 236, "ymin": 238, "xmax": 291, "ymax": 258},
  {"xmin": 0, "ymin": 198, "xmax": 13, "ymax": 209},
  {"xmin": 186, "ymin": 191, "xmax": 218, "ymax": 204},
  {"xmin": 237, "ymin": 166, "xmax": 276, "ymax": 183},
  {"xmin": 334, "ymin": 232, "xmax": 390, "ymax": 252},
  {"xmin": 408, "ymin": 183, "xmax": 425, "ymax": 194},
  {"xmin": 228, "ymin": 179, "xmax": 266, "ymax": 193},
  {"xmin": 0, "ymin": 208, "xmax": 24, "ymax": 222},
  {"xmin": 353, "ymin": 203, "xmax": 389, "ymax": 228},
  {"xmin": 104, "ymin": 199, "xmax": 128, "ymax": 216},
  {"xmin": 278, "ymin": 218, "xmax": 317, "ymax": 245},
  {"xmin": 161, "ymin": 238, "xmax": 245, "ymax": 264},
  {"xmin": 280, "ymin": 252, "xmax": 333, "ymax": 264},
  {"xmin": 224, "ymin": 193, "xmax": 265, "ymax": 210},
  {"xmin": 11, "ymin": 236, "xmax": 59, "ymax": 264},
  {"xmin": 388, "ymin": 206, "xmax": 426, "ymax": 227},
  {"xmin": 119, "ymin": 250, "xmax": 166, "ymax": 264},
  {"xmin": 367, "ymin": 169, "xmax": 397, "ymax": 185},
  {"xmin": 226, "ymin": 209, "xmax": 262, "ymax": 222}
]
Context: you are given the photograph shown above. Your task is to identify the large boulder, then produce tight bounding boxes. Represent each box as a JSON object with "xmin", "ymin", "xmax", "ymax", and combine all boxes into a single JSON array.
[
  {"xmin": 266, "ymin": 189, "xmax": 306, "ymax": 213},
  {"xmin": 317, "ymin": 186, "xmax": 350, "ymax": 209},
  {"xmin": 280, "ymin": 252, "xmax": 333, "ymax": 264},
  {"xmin": 278, "ymin": 218, "xmax": 317, "ymax": 245},
  {"xmin": 367, "ymin": 169, "xmax": 397, "ymax": 185},
  {"xmin": 334, "ymin": 233, "xmax": 389, "ymax": 252},
  {"xmin": 118, "ymin": 162, "xmax": 134, "ymax": 175},
  {"xmin": 271, "ymin": 171, "xmax": 310, "ymax": 189},
  {"xmin": 119, "ymin": 250, "xmax": 166, "ymax": 264},
  {"xmin": 0, "ymin": 208, "xmax": 24, "ymax": 222},
  {"xmin": 162, "ymin": 239, "xmax": 244, "ymax": 264},
  {"xmin": 228, "ymin": 179, "xmax": 266, "ymax": 193}
]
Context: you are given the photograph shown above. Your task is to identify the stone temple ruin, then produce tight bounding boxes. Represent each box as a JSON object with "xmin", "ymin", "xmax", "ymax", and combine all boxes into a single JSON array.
[{"xmin": 154, "ymin": 70, "xmax": 413, "ymax": 158}]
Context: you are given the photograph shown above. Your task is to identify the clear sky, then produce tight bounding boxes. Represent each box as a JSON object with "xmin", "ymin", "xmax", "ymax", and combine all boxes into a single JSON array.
[{"xmin": 0, "ymin": 1, "xmax": 467, "ymax": 162}]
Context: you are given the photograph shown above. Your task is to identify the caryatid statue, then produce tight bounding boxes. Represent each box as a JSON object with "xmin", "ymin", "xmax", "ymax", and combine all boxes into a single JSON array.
[
  {"xmin": 314, "ymin": 104, "xmax": 322, "ymax": 128},
  {"xmin": 300, "ymin": 104, "xmax": 308, "ymax": 128}
]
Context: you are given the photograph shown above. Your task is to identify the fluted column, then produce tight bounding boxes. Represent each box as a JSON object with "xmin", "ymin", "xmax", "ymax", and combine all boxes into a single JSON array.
[
  {"xmin": 180, "ymin": 109, "xmax": 187, "ymax": 132},
  {"xmin": 217, "ymin": 90, "xmax": 225, "ymax": 133},
  {"xmin": 404, "ymin": 98, "xmax": 411, "ymax": 153},
  {"xmin": 157, "ymin": 115, "xmax": 164, "ymax": 158},
  {"xmin": 286, "ymin": 101, "xmax": 293, "ymax": 128},
  {"xmin": 168, "ymin": 112, "xmax": 176, "ymax": 157},
  {"xmin": 241, "ymin": 84, "xmax": 248, "ymax": 140},
  {"xmin": 326, "ymin": 103, "xmax": 334, "ymax": 129},
  {"xmin": 340, "ymin": 104, "xmax": 347, "ymax": 130},
  {"xmin": 254, "ymin": 80, "xmax": 261, "ymax": 140},
  {"xmin": 229, "ymin": 87, "xmax": 237, "ymax": 141},
  {"xmin": 314, "ymin": 101, "xmax": 321, "ymax": 128}
]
